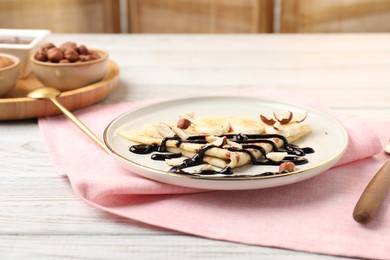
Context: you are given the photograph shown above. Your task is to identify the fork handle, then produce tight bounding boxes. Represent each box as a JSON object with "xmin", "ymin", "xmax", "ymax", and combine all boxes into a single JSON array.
[{"xmin": 353, "ymin": 160, "xmax": 390, "ymax": 224}]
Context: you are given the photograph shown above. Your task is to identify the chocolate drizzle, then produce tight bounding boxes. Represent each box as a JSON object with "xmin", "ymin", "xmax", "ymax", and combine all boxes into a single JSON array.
[{"xmin": 129, "ymin": 133, "xmax": 314, "ymax": 177}]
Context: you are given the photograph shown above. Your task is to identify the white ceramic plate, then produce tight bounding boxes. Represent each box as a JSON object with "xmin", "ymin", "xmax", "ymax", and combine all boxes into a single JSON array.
[{"xmin": 104, "ymin": 96, "xmax": 348, "ymax": 190}]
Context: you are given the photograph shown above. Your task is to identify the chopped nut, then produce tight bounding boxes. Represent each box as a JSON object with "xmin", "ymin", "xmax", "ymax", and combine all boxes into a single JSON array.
[
  {"xmin": 279, "ymin": 162, "xmax": 296, "ymax": 172},
  {"xmin": 293, "ymin": 112, "xmax": 308, "ymax": 123},
  {"xmin": 272, "ymin": 121, "xmax": 282, "ymax": 131},
  {"xmin": 260, "ymin": 114, "xmax": 276, "ymax": 126},
  {"xmin": 273, "ymin": 111, "xmax": 293, "ymax": 124},
  {"xmin": 177, "ymin": 118, "xmax": 191, "ymax": 129}
]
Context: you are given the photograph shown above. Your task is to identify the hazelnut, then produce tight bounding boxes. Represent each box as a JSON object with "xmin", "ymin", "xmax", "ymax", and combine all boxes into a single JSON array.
[
  {"xmin": 37, "ymin": 41, "xmax": 102, "ymax": 64},
  {"xmin": 34, "ymin": 51, "xmax": 47, "ymax": 62},
  {"xmin": 177, "ymin": 118, "xmax": 191, "ymax": 129},
  {"xmin": 64, "ymin": 49, "xmax": 79, "ymax": 62},
  {"xmin": 272, "ymin": 121, "xmax": 282, "ymax": 131},
  {"xmin": 41, "ymin": 42, "xmax": 56, "ymax": 52},
  {"xmin": 78, "ymin": 44, "xmax": 89, "ymax": 55},
  {"xmin": 279, "ymin": 162, "xmax": 296, "ymax": 172},
  {"xmin": 60, "ymin": 42, "xmax": 78, "ymax": 51},
  {"xmin": 47, "ymin": 48, "xmax": 64, "ymax": 62},
  {"xmin": 292, "ymin": 112, "xmax": 308, "ymax": 123}
]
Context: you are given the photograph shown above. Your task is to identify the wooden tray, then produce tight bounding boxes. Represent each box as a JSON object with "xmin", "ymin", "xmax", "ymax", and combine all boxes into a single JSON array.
[{"xmin": 0, "ymin": 60, "xmax": 119, "ymax": 120}]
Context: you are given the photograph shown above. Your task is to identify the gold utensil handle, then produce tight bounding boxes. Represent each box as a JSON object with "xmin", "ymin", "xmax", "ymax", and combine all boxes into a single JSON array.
[
  {"xmin": 353, "ymin": 160, "xmax": 390, "ymax": 224},
  {"xmin": 50, "ymin": 97, "xmax": 108, "ymax": 153}
]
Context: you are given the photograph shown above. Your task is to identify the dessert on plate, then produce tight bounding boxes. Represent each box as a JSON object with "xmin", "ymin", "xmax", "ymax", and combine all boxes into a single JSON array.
[{"xmin": 119, "ymin": 111, "xmax": 313, "ymax": 177}]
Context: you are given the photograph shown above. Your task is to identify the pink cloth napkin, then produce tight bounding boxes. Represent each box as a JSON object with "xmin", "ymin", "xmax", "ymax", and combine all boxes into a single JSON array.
[{"xmin": 39, "ymin": 87, "xmax": 390, "ymax": 260}]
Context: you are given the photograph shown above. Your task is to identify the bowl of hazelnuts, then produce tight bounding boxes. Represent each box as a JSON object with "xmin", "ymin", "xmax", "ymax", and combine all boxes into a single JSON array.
[{"xmin": 31, "ymin": 42, "xmax": 108, "ymax": 91}]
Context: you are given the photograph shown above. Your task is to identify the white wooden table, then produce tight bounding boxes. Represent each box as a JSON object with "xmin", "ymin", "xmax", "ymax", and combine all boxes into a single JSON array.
[{"xmin": 1, "ymin": 34, "xmax": 389, "ymax": 259}]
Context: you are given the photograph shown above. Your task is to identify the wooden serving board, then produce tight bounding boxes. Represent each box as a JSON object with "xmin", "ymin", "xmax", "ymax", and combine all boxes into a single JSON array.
[{"xmin": 0, "ymin": 60, "xmax": 119, "ymax": 120}]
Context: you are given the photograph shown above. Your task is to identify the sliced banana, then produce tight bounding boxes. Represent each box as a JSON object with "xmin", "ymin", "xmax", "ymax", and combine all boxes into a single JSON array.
[
  {"xmin": 193, "ymin": 116, "xmax": 230, "ymax": 135},
  {"xmin": 118, "ymin": 130, "xmax": 161, "ymax": 145},
  {"xmin": 265, "ymin": 122, "xmax": 302, "ymax": 137},
  {"xmin": 229, "ymin": 116, "xmax": 264, "ymax": 134}
]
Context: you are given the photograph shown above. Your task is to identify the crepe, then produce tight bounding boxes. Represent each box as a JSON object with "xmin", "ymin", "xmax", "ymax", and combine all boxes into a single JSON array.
[{"xmin": 119, "ymin": 111, "xmax": 312, "ymax": 172}]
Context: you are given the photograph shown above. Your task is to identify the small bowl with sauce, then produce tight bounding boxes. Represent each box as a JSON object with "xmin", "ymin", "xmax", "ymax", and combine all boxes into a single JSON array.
[
  {"xmin": 31, "ymin": 42, "xmax": 109, "ymax": 91},
  {"xmin": 0, "ymin": 29, "xmax": 51, "ymax": 78},
  {"xmin": 0, "ymin": 53, "xmax": 20, "ymax": 97}
]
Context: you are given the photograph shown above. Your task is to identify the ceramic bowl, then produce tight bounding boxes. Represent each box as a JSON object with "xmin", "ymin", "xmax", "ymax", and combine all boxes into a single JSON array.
[
  {"xmin": 30, "ymin": 49, "xmax": 109, "ymax": 91},
  {"xmin": 0, "ymin": 29, "xmax": 50, "ymax": 78},
  {"xmin": 0, "ymin": 53, "xmax": 20, "ymax": 97}
]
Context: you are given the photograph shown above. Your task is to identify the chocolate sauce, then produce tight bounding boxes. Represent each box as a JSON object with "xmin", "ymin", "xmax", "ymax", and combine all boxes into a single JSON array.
[
  {"xmin": 170, "ymin": 145, "xmax": 217, "ymax": 172},
  {"xmin": 129, "ymin": 133, "xmax": 315, "ymax": 177},
  {"xmin": 151, "ymin": 153, "xmax": 182, "ymax": 161},
  {"xmin": 130, "ymin": 144, "xmax": 159, "ymax": 154}
]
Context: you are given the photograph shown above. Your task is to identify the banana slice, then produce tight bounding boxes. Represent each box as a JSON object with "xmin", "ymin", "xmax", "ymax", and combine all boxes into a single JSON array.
[
  {"xmin": 193, "ymin": 116, "xmax": 230, "ymax": 135},
  {"xmin": 265, "ymin": 122, "xmax": 303, "ymax": 137},
  {"xmin": 229, "ymin": 116, "xmax": 264, "ymax": 134}
]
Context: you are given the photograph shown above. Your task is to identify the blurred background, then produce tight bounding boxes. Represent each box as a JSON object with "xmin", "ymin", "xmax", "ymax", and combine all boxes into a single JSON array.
[{"xmin": 0, "ymin": 0, "xmax": 390, "ymax": 33}]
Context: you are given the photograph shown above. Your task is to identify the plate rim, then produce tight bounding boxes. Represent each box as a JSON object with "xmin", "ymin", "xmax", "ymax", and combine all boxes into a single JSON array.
[{"xmin": 103, "ymin": 95, "xmax": 349, "ymax": 183}]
